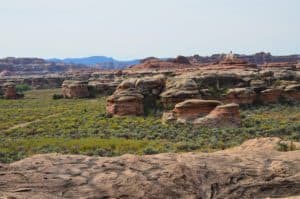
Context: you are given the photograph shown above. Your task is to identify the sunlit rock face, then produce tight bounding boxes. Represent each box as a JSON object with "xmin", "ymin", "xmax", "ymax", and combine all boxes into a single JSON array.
[
  {"xmin": 163, "ymin": 99, "xmax": 241, "ymax": 128},
  {"xmin": 62, "ymin": 80, "xmax": 90, "ymax": 98},
  {"xmin": 173, "ymin": 99, "xmax": 221, "ymax": 121},
  {"xmin": 193, "ymin": 103, "xmax": 241, "ymax": 128},
  {"xmin": 106, "ymin": 93, "xmax": 144, "ymax": 117},
  {"xmin": 106, "ymin": 78, "xmax": 144, "ymax": 117}
]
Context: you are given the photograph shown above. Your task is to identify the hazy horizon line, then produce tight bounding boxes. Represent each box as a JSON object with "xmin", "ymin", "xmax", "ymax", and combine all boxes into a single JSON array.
[{"xmin": 1, "ymin": 51, "xmax": 300, "ymax": 61}]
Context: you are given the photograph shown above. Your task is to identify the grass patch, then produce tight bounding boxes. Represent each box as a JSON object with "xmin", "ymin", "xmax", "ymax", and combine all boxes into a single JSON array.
[{"xmin": 0, "ymin": 89, "xmax": 299, "ymax": 163}]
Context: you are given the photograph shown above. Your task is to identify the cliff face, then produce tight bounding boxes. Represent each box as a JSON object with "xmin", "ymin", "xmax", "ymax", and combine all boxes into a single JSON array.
[{"xmin": 0, "ymin": 137, "xmax": 299, "ymax": 199}]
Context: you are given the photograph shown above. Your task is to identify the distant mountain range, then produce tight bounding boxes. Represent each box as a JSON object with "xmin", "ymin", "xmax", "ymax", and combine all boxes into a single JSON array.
[{"xmin": 48, "ymin": 56, "xmax": 140, "ymax": 69}]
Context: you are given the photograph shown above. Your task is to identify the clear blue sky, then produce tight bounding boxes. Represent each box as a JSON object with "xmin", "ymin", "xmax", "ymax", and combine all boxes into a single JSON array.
[{"xmin": 0, "ymin": 0, "xmax": 299, "ymax": 59}]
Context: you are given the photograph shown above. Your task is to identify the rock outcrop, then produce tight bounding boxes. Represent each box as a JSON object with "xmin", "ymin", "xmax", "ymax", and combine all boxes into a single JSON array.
[
  {"xmin": 88, "ymin": 81, "xmax": 119, "ymax": 96},
  {"xmin": 62, "ymin": 80, "xmax": 90, "ymax": 98},
  {"xmin": 283, "ymin": 84, "xmax": 300, "ymax": 101},
  {"xmin": 194, "ymin": 103, "xmax": 241, "ymax": 128},
  {"xmin": 106, "ymin": 75, "xmax": 167, "ymax": 117},
  {"xmin": 222, "ymin": 88, "xmax": 256, "ymax": 105},
  {"xmin": 2, "ymin": 82, "xmax": 17, "ymax": 99},
  {"xmin": 173, "ymin": 99, "xmax": 222, "ymax": 121},
  {"xmin": 258, "ymin": 88, "xmax": 282, "ymax": 104},
  {"xmin": 0, "ymin": 138, "xmax": 299, "ymax": 199},
  {"xmin": 106, "ymin": 79, "xmax": 144, "ymax": 116},
  {"xmin": 106, "ymin": 92, "xmax": 144, "ymax": 117},
  {"xmin": 163, "ymin": 99, "xmax": 240, "ymax": 128},
  {"xmin": 160, "ymin": 77, "xmax": 201, "ymax": 109},
  {"xmin": 135, "ymin": 75, "xmax": 166, "ymax": 96}
]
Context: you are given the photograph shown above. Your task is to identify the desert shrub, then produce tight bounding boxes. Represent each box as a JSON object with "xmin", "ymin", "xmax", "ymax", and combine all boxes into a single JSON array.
[
  {"xmin": 16, "ymin": 84, "xmax": 31, "ymax": 93},
  {"xmin": 16, "ymin": 93, "xmax": 25, "ymax": 99},
  {"xmin": 87, "ymin": 85, "xmax": 97, "ymax": 98},
  {"xmin": 175, "ymin": 142, "xmax": 200, "ymax": 151},
  {"xmin": 0, "ymin": 89, "xmax": 299, "ymax": 163},
  {"xmin": 143, "ymin": 147, "xmax": 159, "ymax": 155},
  {"xmin": 207, "ymin": 86, "xmax": 228, "ymax": 98},
  {"xmin": 52, "ymin": 94, "xmax": 64, "ymax": 100}
]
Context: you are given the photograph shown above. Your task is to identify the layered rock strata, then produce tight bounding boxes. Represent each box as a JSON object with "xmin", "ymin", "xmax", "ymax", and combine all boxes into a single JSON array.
[{"xmin": 62, "ymin": 80, "xmax": 90, "ymax": 98}]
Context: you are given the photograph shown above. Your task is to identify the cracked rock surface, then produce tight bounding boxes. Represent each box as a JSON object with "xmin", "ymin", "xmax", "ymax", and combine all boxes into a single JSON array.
[{"xmin": 0, "ymin": 137, "xmax": 299, "ymax": 199}]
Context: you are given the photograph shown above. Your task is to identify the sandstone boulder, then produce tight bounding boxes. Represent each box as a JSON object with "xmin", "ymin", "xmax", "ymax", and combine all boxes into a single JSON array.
[
  {"xmin": 88, "ymin": 81, "xmax": 119, "ymax": 96},
  {"xmin": 194, "ymin": 103, "xmax": 241, "ymax": 128},
  {"xmin": 160, "ymin": 77, "xmax": 200, "ymax": 109},
  {"xmin": 117, "ymin": 78, "xmax": 137, "ymax": 90},
  {"xmin": 283, "ymin": 84, "xmax": 300, "ymax": 102},
  {"xmin": 162, "ymin": 99, "xmax": 240, "ymax": 128},
  {"xmin": 135, "ymin": 75, "xmax": 166, "ymax": 96},
  {"xmin": 258, "ymin": 88, "xmax": 282, "ymax": 104},
  {"xmin": 106, "ymin": 78, "xmax": 144, "ymax": 116},
  {"xmin": 3, "ymin": 82, "xmax": 17, "ymax": 99},
  {"xmin": 249, "ymin": 79, "xmax": 267, "ymax": 93},
  {"xmin": 106, "ymin": 92, "xmax": 144, "ymax": 117},
  {"xmin": 222, "ymin": 88, "xmax": 256, "ymax": 105},
  {"xmin": 62, "ymin": 80, "xmax": 90, "ymax": 98},
  {"xmin": 173, "ymin": 99, "xmax": 221, "ymax": 121}
]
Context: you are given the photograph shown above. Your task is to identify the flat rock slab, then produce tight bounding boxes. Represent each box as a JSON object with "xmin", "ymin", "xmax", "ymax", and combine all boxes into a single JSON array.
[{"xmin": 0, "ymin": 137, "xmax": 299, "ymax": 199}]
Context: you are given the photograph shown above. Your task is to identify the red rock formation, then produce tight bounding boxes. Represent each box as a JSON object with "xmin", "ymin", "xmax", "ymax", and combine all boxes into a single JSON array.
[
  {"xmin": 163, "ymin": 99, "xmax": 240, "ymax": 128},
  {"xmin": 88, "ymin": 81, "xmax": 119, "ymax": 96},
  {"xmin": 3, "ymin": 82, "xmax": 17, "ymax": 99},
  {"xmin": 258, "ymin": 88, "xmax": 282, "ymax": 104},
  {"xmin": 160, "ymin": 78, "xmax": 201, "ymax": 109},
  {"xmin": 283, "ymin": 84, "xmax": 300, "ymax": 101},
  {"xmin": 135, "ymin": 75, "xmax": 166, "ymax": 96},
  {"xmin": 106, "ymin": 93, "xmax": 144, "ymax": 116},
  {"xmin": 106, "ymin": 78, "xmax": 144, "ymax": 116},
  {"xmin": 223, "ymin": 88, "xmax": 256, "ymax": 105},
  {"xmin": 219, "ymin": 52, "xmax": 248, "ymax": 65},
  {"xmin": 194, "ymin": 103, "xmax": 241, "ymax": 128},
  {"xmin": 173, "ymin": 99, "xmax": 221, "ymax": 121},
  {"xmin": 62, "ymin": 80, "xmax": 90, "ymax": 98}
]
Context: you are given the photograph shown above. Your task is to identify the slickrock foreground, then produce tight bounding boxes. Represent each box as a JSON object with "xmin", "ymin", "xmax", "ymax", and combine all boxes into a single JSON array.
[{"xmin": 0, "ymin": 137, "xmax": 299, "ymax": 199}]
